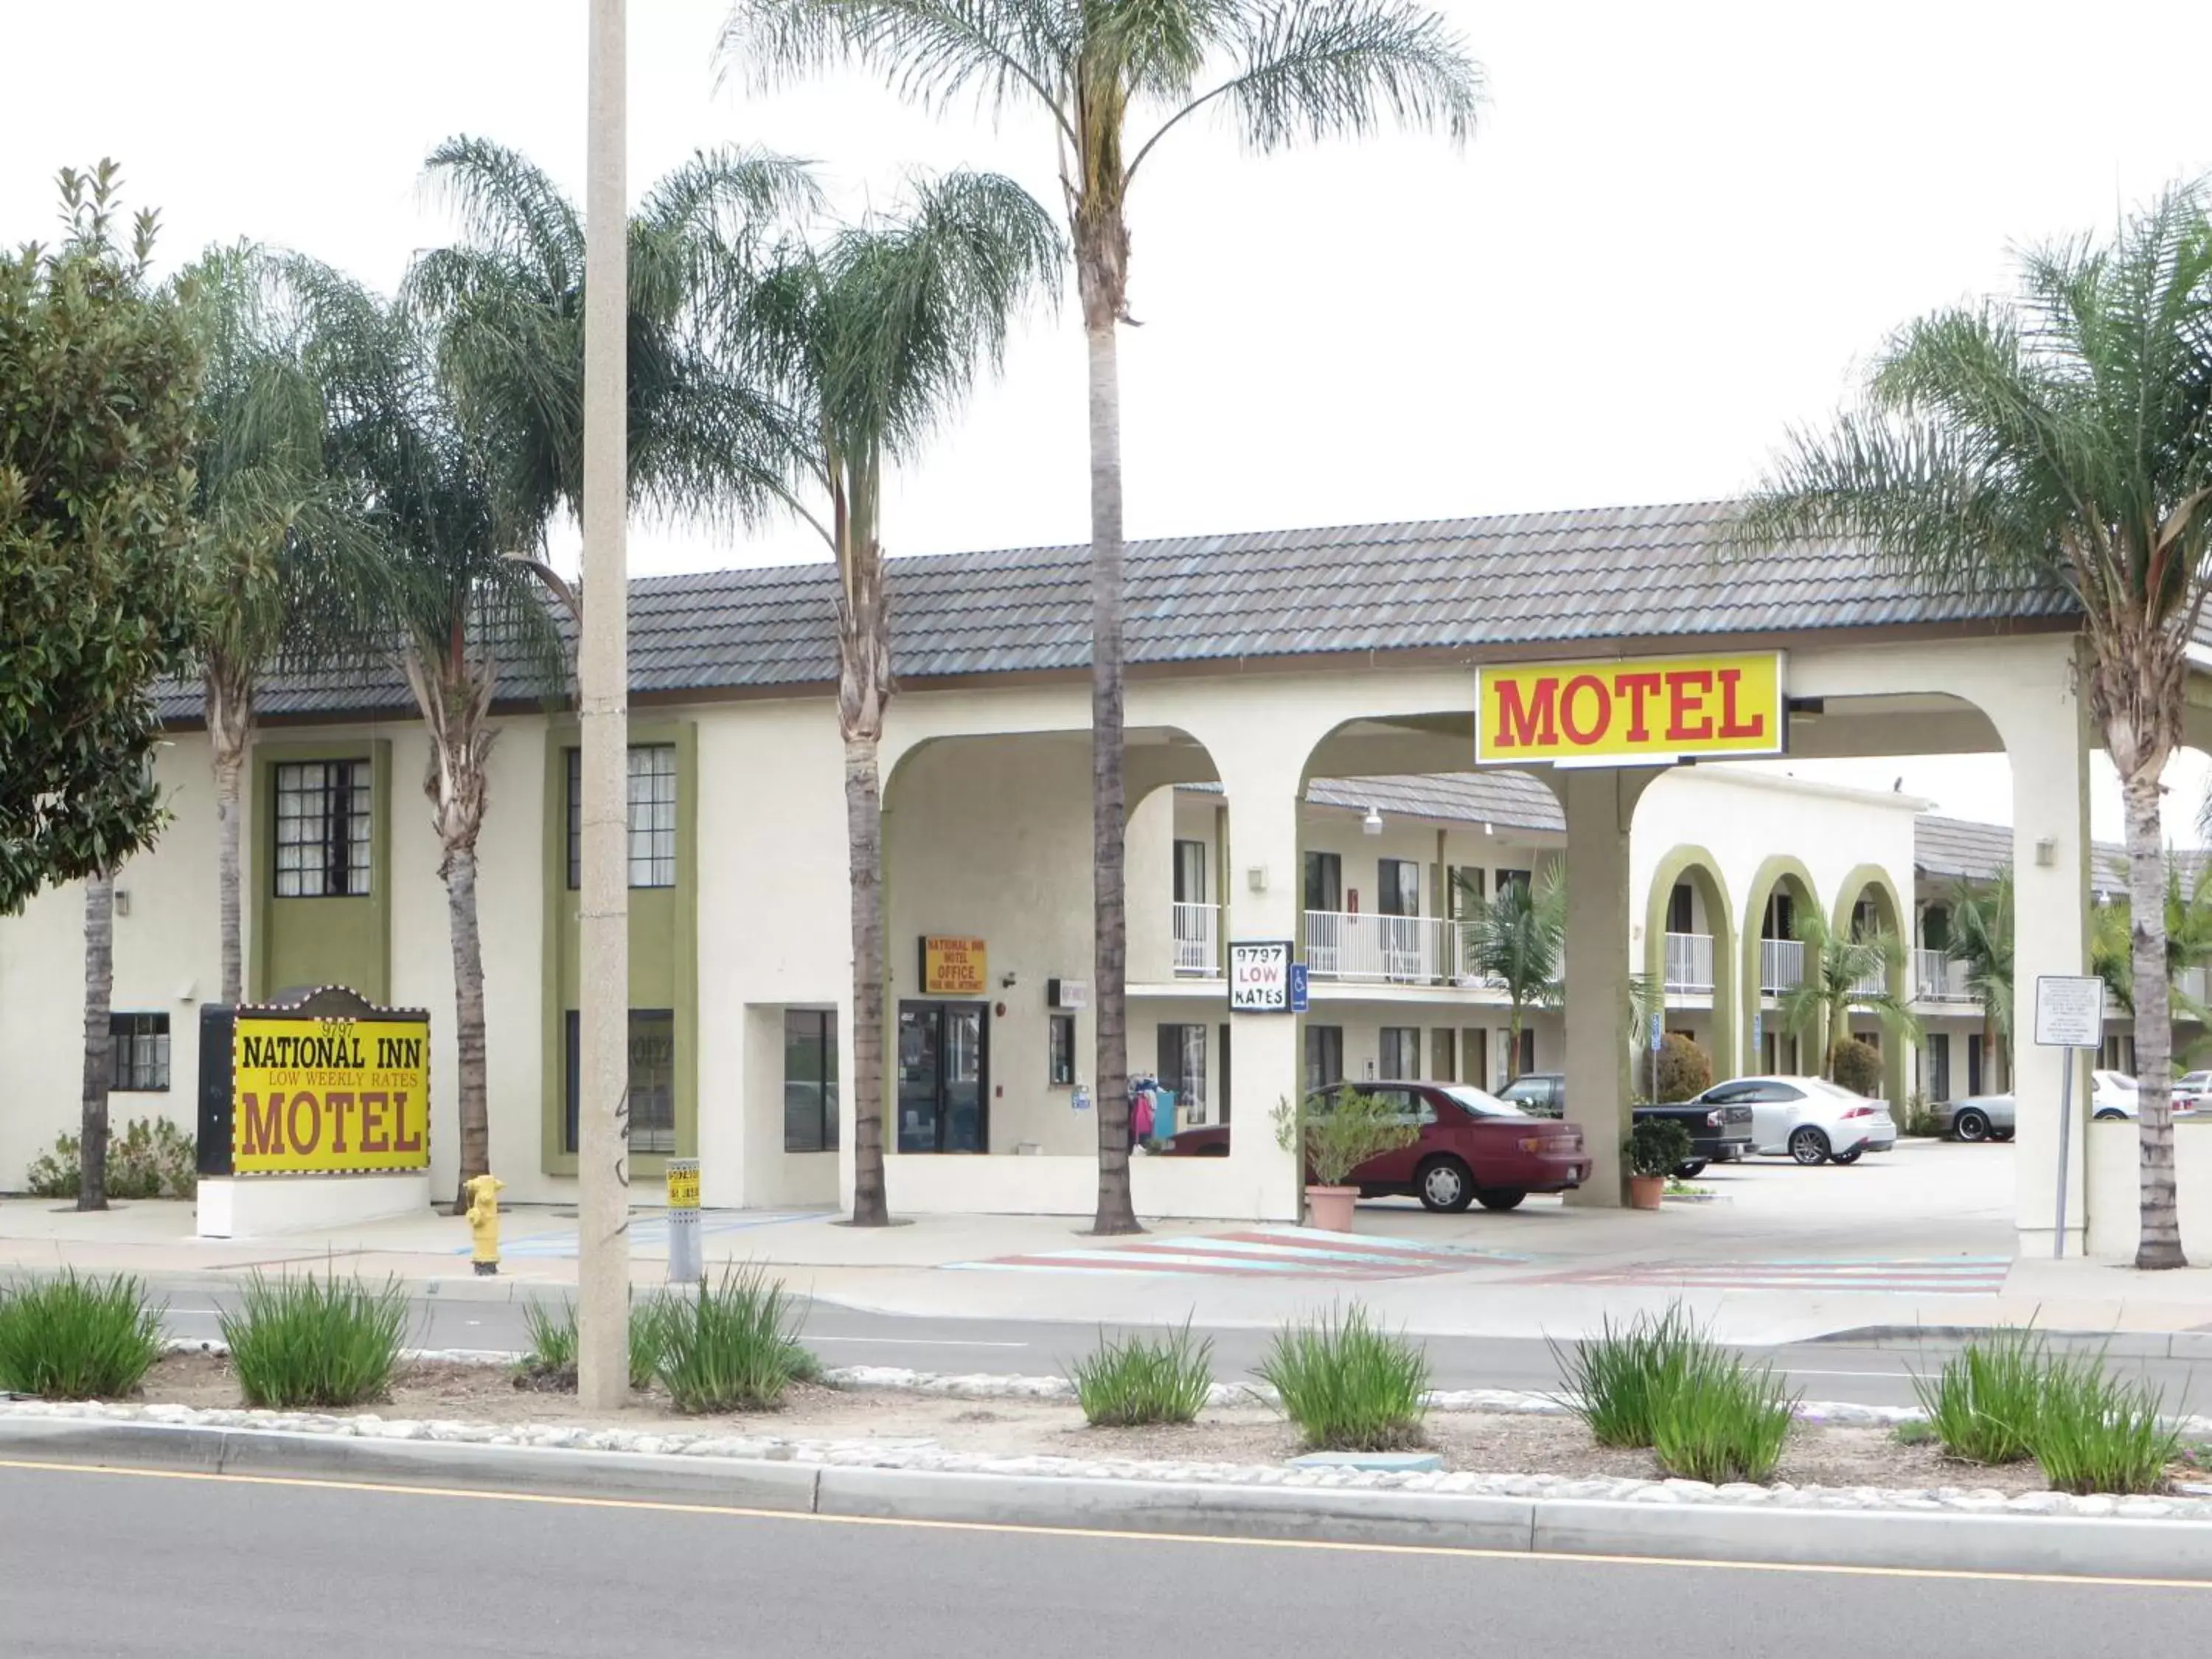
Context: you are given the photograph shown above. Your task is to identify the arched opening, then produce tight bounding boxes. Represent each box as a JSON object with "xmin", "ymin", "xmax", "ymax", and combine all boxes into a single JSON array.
[
  {"xmin": 1641, "ymin": 846, "xmax": 1738, "ymax": 1088},
  {"xmin": 1741, "ymin": 855, "xmax": 1820, "ymax": 1077},
  {"xmin": 1831, "ymin": 862, "xmax": 1913, "ymax": 1107}
]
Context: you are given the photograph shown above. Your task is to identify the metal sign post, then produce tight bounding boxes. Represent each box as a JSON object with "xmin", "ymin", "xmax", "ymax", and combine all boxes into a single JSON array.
[
  {"xmin": 2034, "ymin": 975, "xmax": 2104, "ymax": 1262},
  {"xmin": 666, "ymin": 1158, "xmax": 702, "ymax": 1285}
]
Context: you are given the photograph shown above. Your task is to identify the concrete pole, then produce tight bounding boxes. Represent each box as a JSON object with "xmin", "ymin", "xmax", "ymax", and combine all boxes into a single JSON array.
[
  {"xmin": 576, "ymin": 0, "xmax": 632, "ymax": 1411},
  {"xmin": 1557, "ymin": 768, "xmax": 1653, "ymax": 1206}
]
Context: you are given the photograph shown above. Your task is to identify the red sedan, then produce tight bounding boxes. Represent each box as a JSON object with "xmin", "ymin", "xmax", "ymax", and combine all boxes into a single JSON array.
[{"xmin": 1164, "ymin": 1079, "xmax": 1590, "ymax": 1212}]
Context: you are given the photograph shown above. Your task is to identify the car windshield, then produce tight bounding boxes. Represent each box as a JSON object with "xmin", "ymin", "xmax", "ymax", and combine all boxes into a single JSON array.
[{"xmin": 1441, "ymin": 1085, "xmax": 1528, "ymax": 1119}]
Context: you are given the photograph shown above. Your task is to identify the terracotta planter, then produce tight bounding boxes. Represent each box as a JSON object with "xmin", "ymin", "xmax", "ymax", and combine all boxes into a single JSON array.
[
  {"xmin": 1305, "ymin": 1184, "xmax": 1360, "ymax": 1231},
  {"xmin": 1627, "ymin": 1173, "xmax": 1666, "ymax": 1211}
]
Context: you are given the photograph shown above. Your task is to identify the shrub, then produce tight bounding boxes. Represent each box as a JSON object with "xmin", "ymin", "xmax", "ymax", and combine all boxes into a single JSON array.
[
  {"xmin": 0, "ymin": 1272, "xmax": 164, "ymax": 1399},
  {"xmin": 1832, "ymin": 1037, "xmax": 1883, "ymax": 1097},
  {"xmin": 1272, "ymin": 1091, "xmax": 1420, "ymax": 1188},
  {"xmin": 1258, "ymin": 1304, "xmax": 1429, "ymax": 1451},
  {"xmin": 1651, "ymin": 1356, "xmax": 1795, "ymax": 1483},
  {"xmin": 1901, "ymin": 1091, "xmax": 1947, "ymax": 1138},
  {"xmin": 24, "ymin": 1119, "xmax": 198, "ymax": 1200},
  {"xmin": 1653, "ymin": 1033, "xmax": 1711, "ymax": 1104},
  {"xmin": 1551, "ymin": 1304, "xmax": 1706, "ymax": 1447},
  {"xmin": 518, "ymin": 1293, "xmax": 678, "ymax": 1392},
  {"xmin": 657, "ymin": 1266, "xmax": 811, "ymax": 1413},
  {"xmin": 1910, "ymin": 1327, "xmax": 2043, "ymax": 1465},
  {"xmin": 2027, "ymin": 1354, "xmax": 2180, "ymax": 1496},
  {"xmin": 1625, "ymin": 1117, "xmax": 1694, "ymax": 1178},
  {"xmin": 220, "ymin": 1271, "xmax": 408, "ymax": 1409},
  {"xmin": 1068, "ymin": 1322, "xmax": 1214, "ymax": 1427}
]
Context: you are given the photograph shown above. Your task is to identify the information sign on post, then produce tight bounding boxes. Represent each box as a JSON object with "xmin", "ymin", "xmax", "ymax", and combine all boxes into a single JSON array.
[
  {"xmin": 1228, "ymin": 941, "xmax": 1295, "ymax": 1012},
  {"xmin": 2034, "ymin": 975, "xmax": 2105, "ymax": 1262},
  {"xmin": 666, "ymin": 1158, "xmax": 702, "ymax": 1285}
]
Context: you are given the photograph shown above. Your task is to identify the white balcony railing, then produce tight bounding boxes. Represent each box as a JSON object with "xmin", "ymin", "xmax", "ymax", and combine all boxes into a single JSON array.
[
  {"xmin": 1663, "ymin": 931, "xmax": 1714, "ymax": 993},
  {"xmin": 1171, "ymin": 902, "xmax": 1218, "ymax": 976},
  {"xmin": 1760, "ymin": 937, "xmax": 1804, "ymax": 994},
  {"xmin": 1304, "ymin": 910, "xmax": 1460, "ymax": 984},
  {"xmin": 1914, "ymin": 949, "xmax": 1973, "ymax": 1001}
]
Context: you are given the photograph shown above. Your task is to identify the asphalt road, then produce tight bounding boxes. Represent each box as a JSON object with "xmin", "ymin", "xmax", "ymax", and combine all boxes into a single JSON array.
[
  {"xmin": 150, "ymin": 1289, "xmax": 2212, "ymax": 1411},
  {"xmin": 1, "ymin": 1461, "xmax": 2203, "ymax": 1657}
]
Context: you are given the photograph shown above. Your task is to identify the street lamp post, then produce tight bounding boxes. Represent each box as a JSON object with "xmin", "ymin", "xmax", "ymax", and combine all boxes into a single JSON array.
[{"xmin": 576, "ymin": 0, "xmax": 631, "ymax": 1411}]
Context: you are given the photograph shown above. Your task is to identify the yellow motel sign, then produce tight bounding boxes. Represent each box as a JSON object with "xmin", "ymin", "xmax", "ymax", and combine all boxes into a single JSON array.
[
  {"xmin": 1475, "ymin": 651, "xmax": 1787, "ymax": 766},
  {"xmin": 919, "ymin": 936, "xmax": 989, "ymax": 996}
]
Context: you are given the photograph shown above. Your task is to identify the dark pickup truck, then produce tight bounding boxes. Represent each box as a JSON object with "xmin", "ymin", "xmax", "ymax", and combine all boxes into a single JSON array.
[{"xmin": 1493, "ymin": 1072, "xmax": 1753, "ymax": 1177}]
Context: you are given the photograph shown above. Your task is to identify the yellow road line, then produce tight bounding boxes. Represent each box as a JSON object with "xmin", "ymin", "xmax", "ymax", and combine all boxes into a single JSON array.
[{"xmin": 0, "ymin": 1456, "xmax": 2205, "ymax": 1590}]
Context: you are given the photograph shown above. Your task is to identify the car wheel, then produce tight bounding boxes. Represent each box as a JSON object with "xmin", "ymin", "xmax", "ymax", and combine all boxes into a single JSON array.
[
  {"xmin": 1953, "ymin": 1107, "xmax": 1992, "ymax": 1143},
  {"xmin": 1474, "ymin": 1188, "xmax": 1527, "ymax": 1211},
  {"xmin": 2095, "ymin": 1109, "xmax": 2128, "ymax": 1121},
  {"xmin": 1673, "ymin": 1161, "xmax": 1708, "ymax": 1179},
  {"xmin": 1416, "ymin": 1157, "xmax": 1475, "ymax": 1213},
  {"xmin": 1830, "ymin": 1148, "xmax": 1863, "ymax": 1165},
  {"xmin": 1788, "ymin": 1126, "xmax": 1831, "ymax": 1165}
]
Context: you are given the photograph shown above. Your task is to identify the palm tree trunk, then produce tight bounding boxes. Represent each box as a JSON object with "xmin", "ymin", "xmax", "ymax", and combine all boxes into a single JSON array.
[
  {"xmin": 2123, "ymin": 766, "xmax": 2185, "ymax": 1268},
  {"xmin": 79, "ymin": 871, "xmax": 114, "ymax": 1211},
  {"xmin": 845, "ymin": 735, "xmax": 889, "ymax": 1224},
  {"xmin": 1506, "ymin": 1001, "xmax": 1524, "ymax": 1082},
  {"xmin": 443, "ymin": 844, "xmax": 491, "ymax": 1205},
  {"xmin": 205, "ymin": 659, "xmax": 252, "ymax": 1006},
  {"xmin": 1085, "ymin": 305, "xmax": 1136, "ymax": 1236}
]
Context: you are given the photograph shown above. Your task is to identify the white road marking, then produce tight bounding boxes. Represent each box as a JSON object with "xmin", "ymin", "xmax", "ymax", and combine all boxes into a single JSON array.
[{"xmin": 810, "ymin": 1336, "xmax": 1029, "ymax": 1349}]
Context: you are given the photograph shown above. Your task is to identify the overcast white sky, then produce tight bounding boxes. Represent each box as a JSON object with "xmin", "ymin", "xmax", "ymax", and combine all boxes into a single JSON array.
[{"xmin": 8, "ymin": 1, "xmax": 2211, "ymax": 841}]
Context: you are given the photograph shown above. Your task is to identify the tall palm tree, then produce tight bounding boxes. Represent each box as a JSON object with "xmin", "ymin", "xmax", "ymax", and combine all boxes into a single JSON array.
[
  {"xmin": 1739, "ymin": 184, "xmax": 2212, "ymax": 1268},
  {"xmin": 1455, "ymin": 867, "xmax": 1563, "ymax": 1085},
  {"xmin": 738, "ymin": 172, "xmax": 1062, "ymax": 1225},
  {"xmin": 2090, "ymin": 854, "xmax": 2212, "ymax": 1030},
  {"xmin": 1775, "ymin": 912, "xmax": 1919, "ymax": 1084},
  {"xmin": 716, "ymin": 0, "xmax": 1484, "ymax": 1235},
  {"xmin": 174, "ymin": 244, "xmax": 383, "ymax": 1006},
  {"xmin": 1944, "ymin": 869, "xmax": 2014, "ymax": 1090},
  {"xmin": 288, "ymin": 260, "xmax": 565, "ymax": 1203}
]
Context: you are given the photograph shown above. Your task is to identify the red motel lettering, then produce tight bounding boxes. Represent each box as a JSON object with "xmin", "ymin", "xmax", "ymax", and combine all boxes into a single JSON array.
[{"xmin": 1486, "ymin": 660, "xmax": 1775, "ymax": 756}]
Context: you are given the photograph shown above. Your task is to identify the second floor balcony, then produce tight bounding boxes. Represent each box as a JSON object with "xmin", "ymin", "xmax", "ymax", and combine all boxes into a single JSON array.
[{"xmin": 1663, "ymin": 931, "xmax": 1714, "ymax": 993}]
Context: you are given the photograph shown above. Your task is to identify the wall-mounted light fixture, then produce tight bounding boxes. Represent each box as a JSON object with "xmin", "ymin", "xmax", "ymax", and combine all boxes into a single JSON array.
[
  {"xmin": 113, "ymin": 889, "xmax": 131, "ymax": 918},
  {"xmin": 2036, "ymin": 837, "xmax": 2058, "ymax": 868},
  {"xmin": 1362, "ymin": 806, "xmax": 1384, "ymax": 836},
  {"xmin": 1247, "ymin": 865, "xmax": 1267, "ymax": 893}
]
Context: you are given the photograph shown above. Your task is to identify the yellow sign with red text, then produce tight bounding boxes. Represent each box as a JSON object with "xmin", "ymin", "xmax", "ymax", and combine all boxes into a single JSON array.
[
  {"xmin": 920, "ymin": 936, "xmax": 989, "ymax": 996},
  {"xmin": 1476, "ymin": 653, "xmax": 1786, "ymax": 765},
  {"xmin": 232, "ymin": 1016, "xmax": 431, "ymax": 1174}
]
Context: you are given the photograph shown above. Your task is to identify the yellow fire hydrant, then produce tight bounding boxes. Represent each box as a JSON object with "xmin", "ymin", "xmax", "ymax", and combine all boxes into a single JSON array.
[{"xmin": 463, "ymin": 1173, "xmax": 505, "ymax": 1276}]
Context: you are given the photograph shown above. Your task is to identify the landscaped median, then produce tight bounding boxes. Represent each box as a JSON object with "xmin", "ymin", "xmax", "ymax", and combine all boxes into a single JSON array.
[{"xmin": 6, "ymin": 1272, "xmax": 2212, "ymax": 1577}]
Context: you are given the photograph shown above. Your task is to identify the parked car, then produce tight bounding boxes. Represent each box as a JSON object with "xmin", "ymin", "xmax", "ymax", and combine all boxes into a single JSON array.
[
  {"xmin": 2088, "ymin": 1071, "xmax": 2197, "ymax": 1121},
  {"xmin": 1942, "ymin": 1093, "xmax": 2016, "ymax": 1142},
  {"xmin": 1162, "ymin": 1079, "xmax": 1590, "ymax": 1212},
  {"xmin": 1686, "ymin": 1075, "xmax": 1897, "ymax": 1165},
  {"xmin": 1495, "ymin": 1071, "xmax": 1751, "ymax": 1178},
  {"xmin": 2177, "ymin": 1071, "xmax": 2212, "ymax": 1111}
]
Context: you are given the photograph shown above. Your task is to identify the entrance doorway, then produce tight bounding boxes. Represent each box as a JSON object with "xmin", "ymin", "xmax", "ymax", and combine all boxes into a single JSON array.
[{"xmin": 897, "ymin": 1001, "xmax": 989, "ymax": 1152}]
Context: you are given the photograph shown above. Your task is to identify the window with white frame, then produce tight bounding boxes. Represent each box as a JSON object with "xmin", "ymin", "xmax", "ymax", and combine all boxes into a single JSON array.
[
  {"xmin": 110, "ymin": 1013, "xmax": 170, "ymax": 1091},
  {"xmin": 566, "ymin": 744, "xmax": 679, "ymax": 889},
  {"xmin": 272, "ymin": 760, "xmax": 372, "ymax": 897}
]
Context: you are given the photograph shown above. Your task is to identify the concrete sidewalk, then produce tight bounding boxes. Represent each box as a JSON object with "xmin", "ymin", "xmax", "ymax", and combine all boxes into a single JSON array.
[{"xmin": 7, "ymin": 1141, "xmax": 2212, "ymax": 1343}]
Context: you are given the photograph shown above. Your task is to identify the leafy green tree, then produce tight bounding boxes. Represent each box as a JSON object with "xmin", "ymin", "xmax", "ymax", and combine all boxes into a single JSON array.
[
  {"xmin": 1774, "ymin": 911, "xmax": 1918, "ymax": 1083},
  {"xmin": 0, "ymin": 163, "xmax": 201, "ymax": 1208},
  {"xmin": 1944, "ymin": 868, "xmax": 2014, "ymax": 1091},
  {"xmin": 1455, "ymin": 867, "xmax": 1563, "ymax": 1084},
  {"xmin": 717, "ymin": 0, "xmax": 1484, "ymax": 1235},
  {"xmin": 1740, "ymin": 184, "xmax": 2212, "ymax": 1267},
  {"xmin": 288, "ymin": 260, "xmax": 564, "ymax": 1200},
  {"xmin": 173, "ymin": 243, "xmax": 384, "ymax": 1006},
  {"xmin": 739, "ymin": 172, "xmax": 1062, "ymax": 1225},
  {"xmin": 2090, "ymin": 855, "xmax": 2212, "ymax": 1046}
]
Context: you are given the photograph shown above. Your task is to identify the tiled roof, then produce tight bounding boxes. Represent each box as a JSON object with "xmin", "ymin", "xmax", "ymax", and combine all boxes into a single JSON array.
[
  {"xmin": 1911, "ymin": 814, "xmax": 2172, "ymax": 900},
  {"xmin": 159, "ymin": 499, "xmax": 2076, "ymax": 723},
  {"xmin": 1302, "ymin": 771, "xmax": 1565, "ymax": 833}
]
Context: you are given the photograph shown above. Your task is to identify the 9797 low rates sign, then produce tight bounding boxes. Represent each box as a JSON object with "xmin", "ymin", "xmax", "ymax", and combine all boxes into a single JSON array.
[{"xmin": 1228, "ymin": 940, "xmax": 1295, "ymax": 1013}]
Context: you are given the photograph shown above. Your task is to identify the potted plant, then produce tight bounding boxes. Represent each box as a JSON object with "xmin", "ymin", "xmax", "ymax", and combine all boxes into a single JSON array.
[
  {"xmin": 1273, "ymin": 1091, "xmax": 1421, "ymax": 1231},
  {"xmin": 1625, "ymin": 1117, "xmax": 1693, "ymax": 1210}
]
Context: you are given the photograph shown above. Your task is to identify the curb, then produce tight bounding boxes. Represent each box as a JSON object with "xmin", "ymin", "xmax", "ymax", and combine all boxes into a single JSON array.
[
  {"xmin": 4, "ymin": 1417, "xmax": 2208, "ymax": 1580},
  {"xmin": 1811, "ymin": 1325, "xmax": 2212, "ymax": 1361}
]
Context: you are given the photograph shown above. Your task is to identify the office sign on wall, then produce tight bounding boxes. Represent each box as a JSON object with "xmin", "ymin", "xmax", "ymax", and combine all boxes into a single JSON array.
[
  {"xmin": 1476, "ymin": 651, "xmax": 1787, "ymax": 765},
  {"xmin": 920, "ymin": 936, "xmax": 989, "ymax": 995}
]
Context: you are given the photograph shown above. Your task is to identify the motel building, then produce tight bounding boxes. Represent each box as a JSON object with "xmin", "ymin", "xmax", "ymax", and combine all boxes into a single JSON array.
[{"xmin": 4, "ymin": 501, "xmax": 2212, "ymax": 1256}]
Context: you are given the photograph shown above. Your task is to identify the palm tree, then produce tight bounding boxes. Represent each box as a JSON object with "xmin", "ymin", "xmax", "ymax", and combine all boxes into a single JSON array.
[
  {"xmin": 1775, "ymin": 911, "xmax": 1919, "ymax": 1083},
  {"xmin": 1944, "ymin": 869, "xmax": 2014, "ymax": 1091},
  {"xmin": 1739, "ymin": 184, "xmax": 2212, "ymax": 1268},
  {"xmin": 716, "ymin": 0, "xmax": 1484, "ymax": 1235},
  {"xmin": 1455, "ymin": 867, "xmax": 1563, "ymax": 1085},
  {"xmin": 78, "ymin": 872, "xmax": 115, "ymax": 1211},
  {"xmin": 174, "ymin": 244, "xmax": 383, "ymax": 1006},
  {"xmin": 289, "ymin": 260, "xmax": 565, "ymax": 1203},
  {"xmin": 737, "ymin": 173, "xmax": 1062, "ymax": 1225},
  {"xmin": 2090, "ymin": 854, "xmax": 2212, "ymax": 1032}
]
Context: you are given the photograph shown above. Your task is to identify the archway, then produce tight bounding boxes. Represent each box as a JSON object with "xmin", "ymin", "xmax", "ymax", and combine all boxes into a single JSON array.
[
  {"xmin": 1740, "ymin": 855, "xmax": 1820, "ymax": 1077},
  {"xmin": 1832, "ymin": 861, "xmax": 1913, "ymax": 1109},
  {"xmin": 1641, "ymin": 845, "xmax": 1738, "ymax": 1088}
]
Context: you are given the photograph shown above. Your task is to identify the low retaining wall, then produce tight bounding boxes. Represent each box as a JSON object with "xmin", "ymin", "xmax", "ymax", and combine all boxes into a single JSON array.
[{"xmin": 2084, "ymin": 1121, "xmax": 2212, "ymax": 1259}]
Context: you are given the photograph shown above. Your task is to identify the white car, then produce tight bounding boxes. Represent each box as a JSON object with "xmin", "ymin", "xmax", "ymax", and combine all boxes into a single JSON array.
[
  {"xmin": 2090, "ymin": 1071, "xmax": 2197, "ymax": 1121},
  {"xmin": 1687, "ymin": 1075, "xmax": 1899, "ymax": 1166}
]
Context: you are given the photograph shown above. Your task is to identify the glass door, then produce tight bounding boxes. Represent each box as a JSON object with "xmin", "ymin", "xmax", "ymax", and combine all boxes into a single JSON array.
[{"xmin": 897, "ymin": 1001, "xmax": 990, "ymax": 1153}]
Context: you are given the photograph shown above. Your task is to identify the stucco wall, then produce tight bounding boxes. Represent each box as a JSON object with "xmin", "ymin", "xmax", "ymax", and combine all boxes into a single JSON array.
[{"xmin": 2084, "ymin": 1121, "xmax": 2212, "ymax": 1259}]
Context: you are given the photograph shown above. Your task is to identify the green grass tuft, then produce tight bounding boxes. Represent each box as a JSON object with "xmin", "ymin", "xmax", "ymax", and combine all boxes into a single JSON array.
[
  {"xmin": 518, "ymin": 1293, "xmax": 681, "ymax": 1392},
  {"xmin": 1068, "ymin": 1322, "xmax": 1215, "ymax": 1427},
  {"xmin": 1909, "ymin": 1327, "xmax": 2044, "ymax": 1465},
  {"xmin": 1549, "ymin": 1304, "xmax": 1709, "ymax": 1449},
  {"xmin": 656, "ymin": 1266, "xmax": 813, "ymax": 1413},
  {"xmin": 0, "ymin": 1272, "xmax": 164, "ymax": 1399},
  {"xmin": 1258, "ymin": 1304, "xmax": 1429, "ymax": 1451},
  {"xmin": 1649, "ymin": 1354, "xmax": 1796, "ymax": 1483},
  {"xmin": 220, "ymin": 1271, "xmax": 408, "ymax": 1409},
  {"xmin": 2029, "ymin": 1354, "xmax": 2180, "ymax": 1496}
]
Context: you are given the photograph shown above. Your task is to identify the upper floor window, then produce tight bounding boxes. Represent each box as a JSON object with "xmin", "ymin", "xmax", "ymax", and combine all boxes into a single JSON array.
[
  {"xmin": 566, "ymin": 744, "xmax": 678, "ymax": 890},
  {"xmin": 273, "ymin": 760, "xmax": 371, "ymax": 897},
  {"xmin": 110, "ymin": 1012, "xmax": 170, "ymax": 1091}
]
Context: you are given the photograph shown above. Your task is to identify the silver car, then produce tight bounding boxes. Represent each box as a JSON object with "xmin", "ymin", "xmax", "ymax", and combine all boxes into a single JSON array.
[
  {"xmin": 1691, "ymin": 1074, "xmax": 1899, "ymax": 1165},
  {"xmin": 1943, "ymin": 1093, "xmax": 2016, "ymax": 1142}
]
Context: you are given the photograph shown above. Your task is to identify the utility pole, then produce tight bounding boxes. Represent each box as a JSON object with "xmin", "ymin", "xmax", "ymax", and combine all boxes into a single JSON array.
[{"xmin": 576, "ymin": 0, "xmax": 631, "ymax": 1411}]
